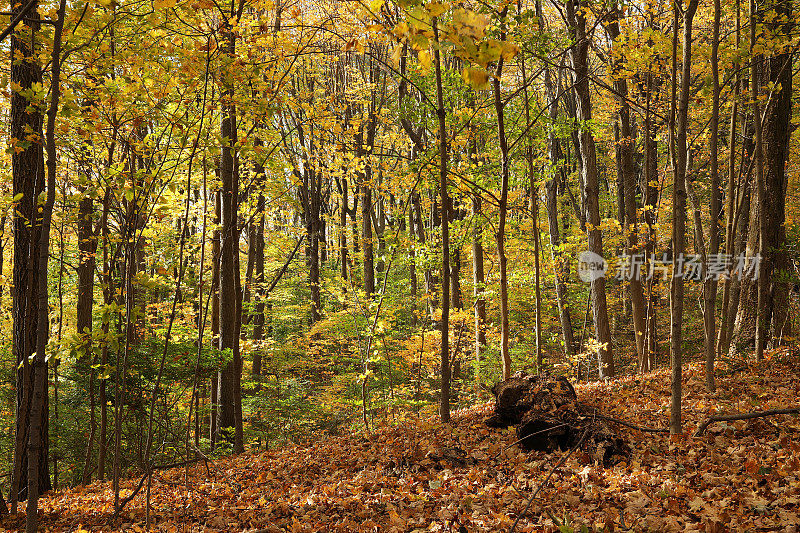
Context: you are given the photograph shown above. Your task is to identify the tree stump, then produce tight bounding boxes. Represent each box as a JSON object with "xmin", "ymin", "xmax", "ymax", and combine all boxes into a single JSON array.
[{"xmin": 486, "ymin": 372, "xmax": 629, "ymax": 464}]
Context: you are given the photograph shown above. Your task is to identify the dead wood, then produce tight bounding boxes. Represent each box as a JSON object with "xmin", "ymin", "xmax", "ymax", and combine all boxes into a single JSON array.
[
  {"xmin": 485, "ymin": 372, "xmax": 629, "ymax": 464},
  {"xmin": 694, "ymin": 407, "xmax": 800, "ymax": 436}
]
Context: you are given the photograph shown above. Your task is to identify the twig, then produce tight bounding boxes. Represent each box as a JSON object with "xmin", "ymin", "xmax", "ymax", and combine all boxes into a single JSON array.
[
  {"xmin": 509, "ymin": 426, "xmax": 591, "ymax": 533},
  {"xmin": 694, "ymin": 407, "xmax": 800, "ymax": 436}
]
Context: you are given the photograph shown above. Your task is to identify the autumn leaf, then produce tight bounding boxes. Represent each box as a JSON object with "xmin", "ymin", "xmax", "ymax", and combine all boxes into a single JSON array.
[
  {"xmin": 154, "ymin": 0, "xmax": 177, "ymax": 9},
  {"xmin": 462, "ymin": 66, "xmax": 489, "ymax": 89}
]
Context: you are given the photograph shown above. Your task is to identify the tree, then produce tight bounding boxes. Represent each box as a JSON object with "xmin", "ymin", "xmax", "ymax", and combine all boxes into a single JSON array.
[
  {"xmin": 670, "ymin": 0, "xmax": 699, "ymax": 435},
  {"xmin": 493, "ymin": 7, "xmax": 512, "ymax": 381},
  {"xmin": 217, "ymin": 0, "xmax": 245, "ymax": 453},
  {"xmin": 10, "ymin": 0, "xmax": 51, "ymax": 508},
  {"xmin": 432, "ymin": 15, "xmax": 451, "ymax": 423},
  {"xmin": 566, "ymin": 0, "xmax": 614, "ymax": 379}
]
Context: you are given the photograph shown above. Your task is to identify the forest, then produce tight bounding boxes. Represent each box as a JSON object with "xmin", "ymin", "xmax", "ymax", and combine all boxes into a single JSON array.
[{"xmin": 0, "ymin": 0, "xmax": 798, "ymax": 530}]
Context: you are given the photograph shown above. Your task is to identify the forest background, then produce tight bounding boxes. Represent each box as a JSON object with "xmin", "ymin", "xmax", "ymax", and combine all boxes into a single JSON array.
[{"xmin": 0, "ymin": 0, "xmax": 798, "ymax": 529}]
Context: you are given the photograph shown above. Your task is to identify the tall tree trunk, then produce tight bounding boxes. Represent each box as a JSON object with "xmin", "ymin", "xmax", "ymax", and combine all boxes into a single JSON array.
[
  {"xmin": 217, "ymin": 27, "xmax": 243, "ymax": 453},
  {"xmin": 494, "ymin": 8, "xmax": 512, "ymax": 380},
  {"xmin": 471, "ymin": 195, "xmax": 486, "ymax": 364},
  {"xmin": 76, "ymin": 92, "xmax": 98, "ymax": 482},
  {"xmin": 361, "ymin": 181, "xmax": 375, "ymax": 298},
  {"xmin": 209, "ymin": 188, "xmax": 221, "ymax": 448},
  {"xmin": 704, "ymin": 0, "xmax": 723, "ymax": 390},
  {"xmin": 760, "ymin": 0, "xmax": 793, "ymax": 346},
  {"xmin": 251, "ymin": 188, "xmax": 266, "ymax": 377},
  {"xmin": 751, "ymin": 0, "xmax": 767, "ymax": 362},
  {"xmin": 670, "ymin": 0, "xmax": 699, "ymax": 434},
  {"xmin": 432, "ymin": 17, "xmax": 451, "ymax": 422},
  {"xmin": 26, "ymin": 0, "xmax": 65, "ymax": 527},
  {"xmin": 409, "ymin": 198, "xmax": 418, "ymax": 325},
  {"xmin": 518, "ymin": 16, "xmax": 542, "ymax": 367},
  {"xmin": 10, "ymin": 0, "xmax": 50, "ymax": 506},
  {"xmin": 638, "ymin": 51, "xmax": 661, "ymax": 372},
  {"xmin": 567, "ymin": 0, "xmax": 614, "ymax": 378},
  {"xmin": 413, "ymin": 193, "xmax": 436, "ymax": 317},
  {"xmin": 339, "ymin": 180, "xmax": 349, "ymax": 284},
  {"xmin": 450, "ymin": 209, "xmax": 463, "ymax": 310},
  {"xmin": 717, "ymin": 0, "xmax": 742, "ymax": 358}
]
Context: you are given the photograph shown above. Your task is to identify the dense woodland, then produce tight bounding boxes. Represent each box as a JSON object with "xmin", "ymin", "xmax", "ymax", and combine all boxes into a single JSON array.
[{"xmin": 0, "ymin": 0, "xmax": 798, "ymax": 530}]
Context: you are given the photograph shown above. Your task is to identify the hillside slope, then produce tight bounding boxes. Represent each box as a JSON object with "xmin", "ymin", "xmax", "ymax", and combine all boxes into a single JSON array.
[{"xmin": 4, "ymin": 352, "xmax": 800, "ymax": 532}]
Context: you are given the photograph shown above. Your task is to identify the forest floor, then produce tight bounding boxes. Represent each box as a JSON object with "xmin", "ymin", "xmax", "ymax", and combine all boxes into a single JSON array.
[{"xmin": 3, "ymin": 350, "xmax": 800, "ymax": 532}]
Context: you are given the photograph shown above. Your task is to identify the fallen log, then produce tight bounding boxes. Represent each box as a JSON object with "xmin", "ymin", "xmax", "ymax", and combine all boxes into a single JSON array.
[
  {"xmin": 694, "ymin": 407, "xmax": 800, "ymax": 436},
  {"xmin": 485, "ymin": 372, "xmax": 629, "ymax": 464}
]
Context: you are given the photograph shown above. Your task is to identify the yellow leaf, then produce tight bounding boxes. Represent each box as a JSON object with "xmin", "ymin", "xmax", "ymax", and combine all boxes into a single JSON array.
[
  {"xmin": 390, "ymin": 44, "xmax": 404, "ymax": 67},
  {"xmin": 418, "ymin": 49, "xmax": 432, "ymax": 74},
  {"xmin": 425, "ymin": 1, "xmax": 447, "ymax": 17},
  {"xmin": 154, "ymin": 0, "xmax": 177, "ymax": 9},
  {"xmin": 462, "ymin": 67, "xmax": 489, "ymax": 89},
  {"xmin": 501, "ymin": 41, "xmax": 520, "ymax": 60}
]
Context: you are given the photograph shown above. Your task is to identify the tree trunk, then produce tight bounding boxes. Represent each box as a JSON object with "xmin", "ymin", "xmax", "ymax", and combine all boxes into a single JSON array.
[
  {"xmin": 494, "ymin": 8, "xmax": 512, "ymax": 381},
  {"xmin": 751, "ymin": 0, "xmax": 767, "ymax": 363},
  {"xmin": 704, "ymin": 0, "xmax": 723, "ymax": 390},
  {"xmin": 450, "ymin": 205, "xmax": 464, "ymax": 310},
  {"xmin": 26, "ymin": 2, "xmax": 65, "ymax": 526},
  {"xmin": 519, "ymin": 22, "xmax": 543, "ymax": 368},
  {"xmin": 209, "ymin": 188, "xmax": 221, "ymax": 448},
  {"xmin": 536, "ymin": 0, "xmax": 576, "ymax": 357},
  {"xmin": 760, "ymin": 0, "xmax": 793, "ymax": 346},
  {"xmin": 567, "ymin": 0, "xmax": 614, "ymax": 378},
  {"xmin": 670, "ymin": 0, "xmax": 699, "ymax": 434},
  {"xmin": 251, "ymin": 190, "xmax": 266, "ymax": 378},
  {"xmin": 217, "ymin": 28, "xmax": 243, "ymax": 453},
  {"xmin": 362, "ymin": 181, "xmax": 375, "ymax": 298},
  {"xmin": 10, "ymin": 0, "xmax": 50, "ymax": 506},
  {"xmin": 339, "ymin": 180, "xmax": 349, "ymax": 283},
  {"xmin": 432, "ymin": 17, "xmax": 451, "ymax": 422},
  {"xmin": 717, "ymin": 0, "xmax": 742, "ymax": 359},
  {"xmin": 472, "ymin": 195, "xmax": 486, "ymax": 364}
]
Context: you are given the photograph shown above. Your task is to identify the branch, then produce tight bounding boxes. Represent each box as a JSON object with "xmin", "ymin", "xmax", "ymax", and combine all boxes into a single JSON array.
[
  {"xmin": 694, "ymin": 407, "xmax": 800, "ymax": 437},
  {"xmin": 578, "ymin": 406, "xmax": 670, "ymax": 433},
  {"xmin": 0, "ymin": 0, "xmax": 38, "ymax": 43}
]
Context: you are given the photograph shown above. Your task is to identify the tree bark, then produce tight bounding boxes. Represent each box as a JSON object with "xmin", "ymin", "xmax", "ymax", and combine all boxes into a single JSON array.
[
  {"xmin": 494, "ymin": 8, "xmax": 512, "ymax": 380},
  {"xmin": 361, "ymin": 180, "xmax": 375, "ymax": 297},
  {"xmin": 567, "ymin": 0, "xmax": 614, "ymax": 378},
  {"xmin": 670, "ymin": 0, "xmax": 699, "ymax": 434},
  {"xmin": 217, "ymin": 27, "xmax": 243, "ymax": 453},
  {"xmin": 432, "ymin": 17, "xmax": 451, "ymax": 422},
  {"xmin": 760, "ymin": 0, "xmax": 793, "ymax": 346},
  {"xmin": 27, "ymin": 0, "xmax": 66, "ymax": 526},
  {"xmin": 751, "ymin": 0, "xmax": 767, "ymax": 363},
  {"xmin": 251, "ymin": 185, "xmax": 266, "ymax": 377},
  {"xmin": 717, "ymin": 0, "xmax": 742, "ymax": 359},
  {"xmin": 536, "ymin": 0, "xmax": 576, "ymax": 358},
  {"xmin": 471, "ymin": 195, "xmax": 486, "ymax": 364},
  {"xmin": 704, "ymin": 0, "xmax": 723, "ymax": 390},
  {"xmin": 10, "ymin": 0, "xmax": 50, "ymax": 506}
]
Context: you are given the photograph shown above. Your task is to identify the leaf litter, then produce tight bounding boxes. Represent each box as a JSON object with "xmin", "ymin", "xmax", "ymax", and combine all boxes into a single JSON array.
[{"xmin": 3, "ymin": 351, "xmax": 800, "ymax": 532}]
